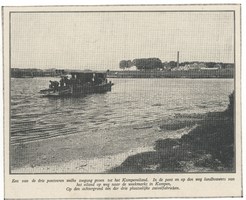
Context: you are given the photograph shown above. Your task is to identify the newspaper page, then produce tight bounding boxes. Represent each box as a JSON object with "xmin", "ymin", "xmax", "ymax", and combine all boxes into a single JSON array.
[{"xmin": 3, "ymin": 5, "xmax": 242, "ymax": 199}]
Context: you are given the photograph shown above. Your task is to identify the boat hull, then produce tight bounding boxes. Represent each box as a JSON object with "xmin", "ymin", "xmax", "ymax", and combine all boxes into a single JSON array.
[{"xmin": 40, "ymin": 82, "xmax": 113, "ymax": 97}]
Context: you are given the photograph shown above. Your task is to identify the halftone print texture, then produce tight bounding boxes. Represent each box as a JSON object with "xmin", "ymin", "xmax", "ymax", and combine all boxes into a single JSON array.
[{"xmin": 10, "ymin": 11, "xmax": 234, "ymax": 174}]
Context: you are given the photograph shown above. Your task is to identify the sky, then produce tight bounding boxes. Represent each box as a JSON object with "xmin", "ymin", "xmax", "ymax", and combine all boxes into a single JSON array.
[{"xmin": 11, "ymin": 11, "xmax": 234, "ymax": 70}]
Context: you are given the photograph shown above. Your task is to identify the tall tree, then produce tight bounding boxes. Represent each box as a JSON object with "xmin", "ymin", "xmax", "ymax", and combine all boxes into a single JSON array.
[
  {"xmin": 119, "ymin": 60, "xmax": 133, "ymax": 70},
  {"xmin": 132, "ymin": 58, "xmax": 162, "ymax": 70},
  {"xmin": 119, "ymin": 60, "xmax": 127, "ymax": 70},
  {"xmin": 169, "ymin": 61, "xmax": 177, "ymax": 68},
  {"xmin": 126, "ymin": 60, "xmax": 133, "ymax": 70}
]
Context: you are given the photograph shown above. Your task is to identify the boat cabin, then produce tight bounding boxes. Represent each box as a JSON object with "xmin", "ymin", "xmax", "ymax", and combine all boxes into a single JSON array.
[
  {"xmin": 41, "ymin": 69, "xmax": 113, "ymax": 97},
  {"xmin": 56, "ymin": 69, "xmax": 108, "ymax": 87},
  {"xmin": 71, "ymin": 70, "xmax": 107, "ymax": 85}
]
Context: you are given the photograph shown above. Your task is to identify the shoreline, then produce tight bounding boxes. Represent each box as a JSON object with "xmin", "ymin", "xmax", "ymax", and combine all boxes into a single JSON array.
[
  {"xmin": 108, "ymin": 109, "xmax": 234, "ymax": 173},
  {"xmin": 11, "ymin": 113, "xmax": 205, "ymax": 173}
]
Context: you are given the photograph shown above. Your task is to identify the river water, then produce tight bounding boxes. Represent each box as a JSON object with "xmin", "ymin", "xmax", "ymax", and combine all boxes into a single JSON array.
[{"xmin": 11, "ymin": 78, "xmax": 234, "ymax": 144}]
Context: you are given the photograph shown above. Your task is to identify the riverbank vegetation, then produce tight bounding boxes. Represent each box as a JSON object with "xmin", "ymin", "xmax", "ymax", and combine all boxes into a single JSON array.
[
  {"xmin": 112, "ymin": 58, "xmax": 234, "ymax": 78},
  {"xmin": 119, "ymin": 58, "xmax": 234, "ymax": 71},
  {"xmin": 108, "ymin": 91, "xmax": 235, "ymax": 173}
]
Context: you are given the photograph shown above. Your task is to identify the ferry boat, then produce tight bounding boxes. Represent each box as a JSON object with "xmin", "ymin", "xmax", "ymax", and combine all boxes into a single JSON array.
[{"xmin": 40, "ymin": 70, "xmax": 114, "ymax": 97}]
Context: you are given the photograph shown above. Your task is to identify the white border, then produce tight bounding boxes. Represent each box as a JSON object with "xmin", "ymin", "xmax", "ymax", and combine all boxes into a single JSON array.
[{"xmin": 1, "ymin": 1, "xmax": 244, "ymax": 199}]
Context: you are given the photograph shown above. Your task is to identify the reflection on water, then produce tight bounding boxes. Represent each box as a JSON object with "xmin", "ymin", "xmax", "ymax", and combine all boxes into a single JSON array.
[{"xmin": 11, "ymin": 77, "xmax": 234, "ymax": 144}]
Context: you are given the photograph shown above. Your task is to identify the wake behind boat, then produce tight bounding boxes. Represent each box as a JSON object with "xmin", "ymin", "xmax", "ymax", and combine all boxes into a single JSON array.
[{"xmin": 40, "ymin": 69, "xmax": 114, "ymax": 97}]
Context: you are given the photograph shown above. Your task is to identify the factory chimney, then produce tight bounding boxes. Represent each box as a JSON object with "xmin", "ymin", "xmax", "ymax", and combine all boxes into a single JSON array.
[{"xmin": 177, "ymin": 51, "xmax": 179, "ymax": 68}]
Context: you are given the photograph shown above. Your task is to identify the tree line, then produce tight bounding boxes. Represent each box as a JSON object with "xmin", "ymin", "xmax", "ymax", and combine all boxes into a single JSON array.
[
  {"xmin": 119, "ymin": 58, "xmax": 234, "ymax": 70},
  {"xmin": 119, "ymin": 58, "xmax": 162, "ymax": 70}
]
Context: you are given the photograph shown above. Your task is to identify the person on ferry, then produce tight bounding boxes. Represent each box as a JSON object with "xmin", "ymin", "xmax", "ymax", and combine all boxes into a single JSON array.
[
  {"xmin": 49, "ymin": 80, "xmax": 53, "ymax": 88},
  {"xmin": 64, "ymin": 76, "xmax": 69, "ymax": 86},
  {"xmin": 70, "ymin": 74, "xmax": 76, "ymax": 85},
  {"xmin": 49, "ymin": 80, "xmax": 59, "ymax": 91},
  {"xmin": 53, "ymin": 81, "xmax": 59, "ymax": 91},
  {"xmin": 60, "ymin": 77, "xmax": 64, "ymax": 87}
]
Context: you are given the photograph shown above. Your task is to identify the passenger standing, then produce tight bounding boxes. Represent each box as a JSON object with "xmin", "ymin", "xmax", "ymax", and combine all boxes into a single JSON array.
[
  {"xmin": 70, "ymin": 75, "xmax": 76, "ymax": 85},
  {"xmin": 64, "ymin": 76, "xmax": 69, "ymax": 86},
  {"xmin": 49, "ymin": 80, "xmax": 53, "ymax": 88},
  {"xmin": 60, "ymin": 78, "xmax": 64, "ymax": 87},
  {"xmin": 53, "ymin": 81, "xmax": 59, "ymax": 91}
]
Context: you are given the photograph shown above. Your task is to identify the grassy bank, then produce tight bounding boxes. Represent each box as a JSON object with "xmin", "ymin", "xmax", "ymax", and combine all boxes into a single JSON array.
[{"xmin": 108, "ymin": 92, "xmax": 234, "ymax": 173}]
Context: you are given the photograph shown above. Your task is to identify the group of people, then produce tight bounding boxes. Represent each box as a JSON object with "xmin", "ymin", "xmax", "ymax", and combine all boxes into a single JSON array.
[
  {"xmin": 59, "ymin": 76, "xmax": 70, "ymax": 87},
  {"xmin": 49, "ymin": 76, "xmax": 69, "ymax": 90},
  {"xmin": 49, "ymin": 74, "xmax": 107, "ymax": 91}
]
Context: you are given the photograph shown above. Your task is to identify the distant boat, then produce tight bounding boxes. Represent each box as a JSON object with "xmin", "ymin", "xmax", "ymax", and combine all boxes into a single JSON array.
[{"xmin": 39, "ymin": 70, "xmax": 114, "ymax": 97}]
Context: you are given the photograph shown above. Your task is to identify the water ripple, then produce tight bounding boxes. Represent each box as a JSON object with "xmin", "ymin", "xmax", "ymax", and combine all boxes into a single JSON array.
[{"xmin": 10, "ymin": 77, "xmax": 234, "ymax": 144}]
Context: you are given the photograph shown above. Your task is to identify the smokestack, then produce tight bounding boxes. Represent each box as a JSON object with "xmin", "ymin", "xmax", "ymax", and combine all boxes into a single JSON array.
[{"xmin": 177, "ymin": 51, "xmax": 179, "ymax": 68}]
